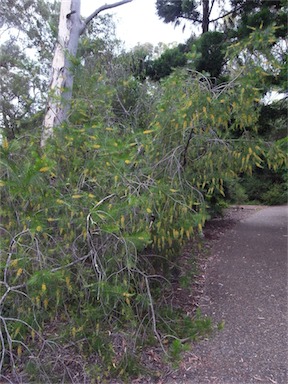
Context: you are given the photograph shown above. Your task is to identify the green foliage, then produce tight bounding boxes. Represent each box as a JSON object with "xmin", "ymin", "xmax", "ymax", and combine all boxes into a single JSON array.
[
  {"xmin": 0, "ymin": 113, "xmax": 211, "ymax": 380},
  {"xmin": 146, "ymin": 45, "xmax": 187, "ymax": 81},
  {"xmin": 224, "ymin": 178, "xmax": 248, "ymax": 205},
  {"xmin": 156, "ymin": 0, "xmax": 199, "ymax": 24},
  {"xmin": 237, "ymin": 98, "xmax": 287, "ymax": 206},
  {"xmin": 145, "ymin": 32, "xmax": 227, "ymax": 81},
  {"xmin": 192, "ymin": 31, "xmax": 226, "ymax": 79},
  {"xmin": 258, "ymin": 99, "xmax": 287, "ymax": 141},
  {"xmin": 169, "ymin": 339, "xmax": 189, "ymax": 363},
  {"xmin": 0, "ymin": 0, "xmax": 61, "ymax": 138},
  {"xmin": 240, "ymin": 164, "xmax": 287, "ymax": 205},
  {"xmin": 262, "ymin": 183, "xmax": 287, "ymax": 205},
  {"xmin": 230, "ymin": 0, "xmax": 287, "ymax": 40},
  {"xmin": 227, "ymin": 23, "xmax": 286, "ymax": 93},
  {"xmin": 160, "ymin": 308, "xmax": 212, "ymax": 365},
  {"xmin": 0, "ymin": 40, "xmax": 43, "ymax": 139}
]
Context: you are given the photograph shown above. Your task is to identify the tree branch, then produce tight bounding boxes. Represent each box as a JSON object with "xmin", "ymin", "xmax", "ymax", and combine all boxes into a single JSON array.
[
  {"xmin": 208, "ymin": 0, "xmax": 216, "ymax": 19},
  {"xmin": 178, "ymin": 15, "xmax": 202, "ymax": 24},
  {"xmin": 181, "ymin": 125, "xmax": 194, "ymax": 167},
  {"xmin": 210, "ymin": 4, "xmax": 245, "ymax": 24},
  {"xmin": 81, "ymin": 0, "xmax": 133, "ymax": 34}
]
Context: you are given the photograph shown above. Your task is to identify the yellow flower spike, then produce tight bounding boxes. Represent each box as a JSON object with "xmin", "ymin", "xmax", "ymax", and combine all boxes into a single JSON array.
[
  {"xmin": 39, "ymin": 166, "xmax": 49, "ymax": 173},
  {"xmin": 65, "ymin": 276, "xmax": 72, "ymax": 293},
  {"xmin": 31, "ymin": 329, "xmax": 35, "ymax": 342},
  {"xmin": 72, "ymin": 194, "xmax": 82, "ymax": 199},
  {"xmin": 11, "ymin": 259, "xmax": 18, "ymax": 267},
  {"xmin": 2, "ymin": 137, "xmax": 9, "ymax": 149},
  {"xmin": 16, "ymin": 268, "xmax": 23, "ymax": 277},
  {"xmin": 72, "ymin": 327, "xmax": 76, "ymax": 338},
  {"xmin": 44, "ymin": 298, "xmax": 49, "ymax": 310},
  {"xmin": 56, "ymin": 289, "xmax": 60, "ymax": 306},
  {"xmin": 17, "ymin": 345, "xmax": 22, "ymax": 357},
  {"xmin": 36, "ymin": 296, "xmax": 41, "ymax": 309},
  {"xmin": 41, "ymin": 283, "xmax": 47, "ymax": 293}
]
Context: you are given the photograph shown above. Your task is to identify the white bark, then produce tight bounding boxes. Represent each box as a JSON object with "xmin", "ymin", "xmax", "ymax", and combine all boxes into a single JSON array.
[{"xmin": 41, "ymin": 0, "xmax": 133, "ymax": 147}]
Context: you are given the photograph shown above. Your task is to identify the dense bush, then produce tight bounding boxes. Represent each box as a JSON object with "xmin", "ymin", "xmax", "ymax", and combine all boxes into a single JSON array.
[
  {"xmin": 0, "ymin": 109, "xmax": 210, "ymax": 382},
  {"xmin": 240, "ymin": 165, "xmax": 287, "ymax": 205}
]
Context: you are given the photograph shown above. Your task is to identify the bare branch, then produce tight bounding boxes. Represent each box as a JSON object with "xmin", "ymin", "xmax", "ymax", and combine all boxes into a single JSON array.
[
  {"xmin": 210, "ymin": 3, "xmax": 245, "ymax": 24},
  {"xmin": 208, "ymin": 0, "xmax": 216, "ymax": 19},
  {"xmin": 81, "ymin": 0, "xmax": 133, "ymax": 35},
  {"xmin": 178, "ymin": 2, "xmax": 246, "ymax": 28}
]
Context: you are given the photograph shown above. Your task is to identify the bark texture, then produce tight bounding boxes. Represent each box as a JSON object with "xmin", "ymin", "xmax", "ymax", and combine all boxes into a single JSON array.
[{"xmin": 202, "ymin": 0, "xmax": 210, "ymax": 34}]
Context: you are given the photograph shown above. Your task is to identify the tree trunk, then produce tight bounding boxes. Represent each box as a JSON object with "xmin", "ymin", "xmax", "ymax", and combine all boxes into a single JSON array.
[
  {"xmin": 41, "ymin": 0, "xmax": 132, "ymax": 147},
  {"xmin": 202, "ymin": 0, "xmax": 210, "ymax": 34}
]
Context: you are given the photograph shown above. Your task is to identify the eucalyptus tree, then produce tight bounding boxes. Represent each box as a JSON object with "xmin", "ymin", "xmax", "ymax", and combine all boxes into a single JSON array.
[
  {"xmin": 0, "ymin": 0, "xmax": 59, "ymax": 138},
  {"xmin": 0, "ymin": 0, "xmax": 59, "ymax": 73},
  {"xmin": 0, "ymin": 40, "xmax": 41, "ymax": 139},
  {"xmin": 41, "ymin": 0, "xmax": 133, "ymax": 147}
]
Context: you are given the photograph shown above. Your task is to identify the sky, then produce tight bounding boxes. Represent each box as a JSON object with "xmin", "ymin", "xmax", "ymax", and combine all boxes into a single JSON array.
[{"xmin": 81, "ymin": 0, "xmax": 193, "ymax": 49}]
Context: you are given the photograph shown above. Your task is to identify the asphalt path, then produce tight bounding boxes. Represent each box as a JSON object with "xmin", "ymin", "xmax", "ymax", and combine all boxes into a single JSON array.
[{"xmin": 168, "ymin": 205, "xmax": 288, "ymax": 384}]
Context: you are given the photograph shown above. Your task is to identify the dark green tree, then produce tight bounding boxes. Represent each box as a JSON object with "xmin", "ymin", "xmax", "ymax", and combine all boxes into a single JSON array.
[
  {"xmin": 146, "ymin": 44, "xmax": 187, "ymax": 81},
  {"xmin": 192, "ymin": 31, "xmax": 226, "ymax": 78},
  {"xmin": 156, "ymin": 0, "xmax": 237, "ymax": 34},
  {"xmin": 156, "ymin": 0, "xmax": 199, "ymax": 26},
  {"xmin": 144, "ymin": 31, "xmax": 226, "ymax": 81}
]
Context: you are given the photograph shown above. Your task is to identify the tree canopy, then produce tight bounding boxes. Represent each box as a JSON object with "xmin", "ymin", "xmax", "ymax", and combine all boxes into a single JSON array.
[{"xmin": 156, "ymin": 0, "xmax": 287, "ymax": 36}]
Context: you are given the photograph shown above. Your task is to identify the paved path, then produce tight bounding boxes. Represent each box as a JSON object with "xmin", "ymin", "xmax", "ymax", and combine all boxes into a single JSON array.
[{"xmin": 168, "ymin": 206, "xmax": 288, "ymax": 384}]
